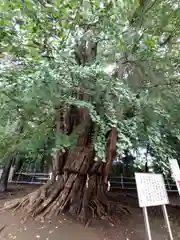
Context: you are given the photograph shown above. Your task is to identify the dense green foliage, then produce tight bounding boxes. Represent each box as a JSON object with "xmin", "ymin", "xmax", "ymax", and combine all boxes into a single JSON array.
[{"xmin": 0, "ymin": 0, "xmax": 180, "ymax": 174}]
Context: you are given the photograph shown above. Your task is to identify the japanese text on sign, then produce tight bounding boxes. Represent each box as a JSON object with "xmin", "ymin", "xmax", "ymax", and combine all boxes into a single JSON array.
[{"xmin": 135, "ymin": 173, "xmax": 169, "ymax": 207}]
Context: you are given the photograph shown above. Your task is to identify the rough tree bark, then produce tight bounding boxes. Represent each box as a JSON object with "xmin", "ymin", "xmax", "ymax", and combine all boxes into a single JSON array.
[
  {"xmin": 39, "ymin": 156, "xmax": 45, "ymax": 173},
  {"xmin": 0, "ymin": 155, "xmax": 14, "ymax": 192},
  {"xmin": 4, "ymin": 38, "xmax": 128, "ymax": 225},
  {"xmin": 13, "ymin": 154, "xmax": 23, "ymax": 175},
  {"xmin": 0, "ymin": 121, "xmax": 24, "ymax": 192}
]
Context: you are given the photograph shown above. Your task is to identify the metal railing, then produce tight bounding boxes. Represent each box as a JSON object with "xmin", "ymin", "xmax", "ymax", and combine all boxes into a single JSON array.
[
  {"xmin": 10, "ymin": 172, "xmax": 178, "ymax": 192},
  {"xmin": 110, "ymin": 175, "xmax": 178, "ymax": 192},
  {"xmin": 11, "ymin": 172, "xmax": 50, "ymax": 185}
]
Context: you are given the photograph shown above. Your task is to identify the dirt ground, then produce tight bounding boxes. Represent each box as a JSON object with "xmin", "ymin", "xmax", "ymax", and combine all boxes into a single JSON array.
[{"xmin": 0, "ymin": 184, "xmax": 180, "ymax": 240}]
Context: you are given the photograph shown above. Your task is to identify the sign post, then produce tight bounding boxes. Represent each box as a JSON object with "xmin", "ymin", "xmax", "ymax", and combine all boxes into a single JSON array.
[
  {"xmin": 161, "ymin": 205, "xmax": 173, "ymax": 240},
  {"xmin": 169, "ymin": 159, "xmax": 180, "ymax": 195},
  {"xmin": 143, "ymin": 207, "xmax": 152, "ymax": 240},
  {"xmin": 135, "ymin": 173, "xmax": 173, "ymax": 240}
]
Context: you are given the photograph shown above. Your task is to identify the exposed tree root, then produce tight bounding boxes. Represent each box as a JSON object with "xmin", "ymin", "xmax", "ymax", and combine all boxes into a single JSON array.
[
  {"xmin": 4, "ymin": 172, "xmax": 130, "ymax": 225},
  {"xmin": 3, "ymin": 109, "xmax": 129, "ymax": 225},
  {"xmin": 3, "ymin": 136, "xmax": 130, "ymax": 225},
  {"xmin": 0, "ymin": 224, "xmax": 6, "ymax": 233}
]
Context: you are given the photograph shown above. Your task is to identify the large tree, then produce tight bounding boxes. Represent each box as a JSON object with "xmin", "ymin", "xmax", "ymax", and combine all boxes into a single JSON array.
[{"xmin": 0, "ymin": 0, "xmax": 180, "ymax": 223}]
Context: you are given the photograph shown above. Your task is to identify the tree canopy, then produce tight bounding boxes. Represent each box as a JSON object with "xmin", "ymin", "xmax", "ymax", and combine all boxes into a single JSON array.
[{"xmin": 0, "ymin": 0, "xmax": 180, "ymax": 174}]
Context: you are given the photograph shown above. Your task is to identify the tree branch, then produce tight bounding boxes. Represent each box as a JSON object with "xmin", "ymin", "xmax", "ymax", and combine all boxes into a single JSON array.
[
  {"xmin": 139, "ymin": 80, "xmax": 180, "ymax": 90},
  {"xmin": 130, "ymin": 0, "xmax": 157, "ymax": 26}
]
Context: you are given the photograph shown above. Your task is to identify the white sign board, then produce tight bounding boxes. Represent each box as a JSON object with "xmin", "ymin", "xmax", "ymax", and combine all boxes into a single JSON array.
[
  {"xmin": 169, "ymin": 159, "xmax": 180, "ymax": 195},
  {"xmin": 135, "ymin": 173, "xmax": 169, "ymax": 207}
]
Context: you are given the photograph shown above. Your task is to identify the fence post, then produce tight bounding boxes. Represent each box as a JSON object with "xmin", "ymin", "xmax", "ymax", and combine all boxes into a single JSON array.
[{"xmin": 121, "ymin": 174, "xmax": 124, "ymax": 189}]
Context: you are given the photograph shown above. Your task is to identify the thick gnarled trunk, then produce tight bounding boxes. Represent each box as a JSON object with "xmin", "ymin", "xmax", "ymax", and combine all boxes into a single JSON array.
[
  {"xmin": 4, "ymin": 107, "xmax": 118, "ymax": 223},
  {"xmin": 4, "ymin": 37, "xmax": 123, "ymax": 224}
]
